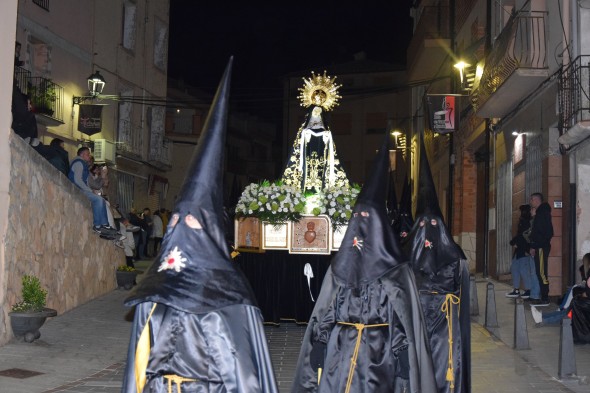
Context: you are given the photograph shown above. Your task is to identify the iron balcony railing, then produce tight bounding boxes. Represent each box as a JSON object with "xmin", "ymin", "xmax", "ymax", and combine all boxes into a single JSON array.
[
  {"xmin": 117, "ymin": 119, "xmax": 143, "ymax": 158},
  {"xmin": 471, "ymin": 11, "xmax": 547, "ymax": 109},
  {"xmin": 28, "ymin": 76, "xmax": 65, "ymax": 123},
  {"xmin": 13, "ymin": 66, "xmax": 31, "ymax": 94},
  {"xmin": 148, "ymin": 137, "xmax": 173, "ymax": 167},
  {"xmin": 559, "ymin": 55, "xmax": 590, "ymax": 131}
]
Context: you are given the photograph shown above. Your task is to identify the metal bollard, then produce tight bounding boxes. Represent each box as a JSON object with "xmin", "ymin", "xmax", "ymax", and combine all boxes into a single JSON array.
[
  {"xmin": 558, "ymin": 316, "xmax": 577, "ymax": 379},
  {"xmin": 485, "ymin": 282, "xmax": 499, "ymax": 328},
  {"xmin": 469, "ymin": 274, "xmax": 479, "ymax": 316},
  {"xmin": 513, "ymin": 298, "xmax": 530, "ymax": 350}
]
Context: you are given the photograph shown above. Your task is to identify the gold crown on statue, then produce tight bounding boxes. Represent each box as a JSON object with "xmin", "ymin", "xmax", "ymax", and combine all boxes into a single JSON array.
[{"xmin": 298, "ymin": 71, "xmax": 342, "ymax": 111}]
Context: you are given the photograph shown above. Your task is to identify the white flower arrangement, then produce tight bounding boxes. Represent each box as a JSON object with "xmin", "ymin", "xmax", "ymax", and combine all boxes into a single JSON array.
[
  {"xmin": 235, "ymin": 180, "xmax": 361, "ymax": 228},
  {"xmin": 314, "ymin": 185, "xmax": 361, "ymax": 228},
  {"xmin": 235, "ymin": 180, "xmax": 306, "ymax": 224}
]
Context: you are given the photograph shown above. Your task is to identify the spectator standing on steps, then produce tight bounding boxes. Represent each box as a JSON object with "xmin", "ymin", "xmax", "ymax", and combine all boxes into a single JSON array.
[
  {"xmin": 506, "ymin": 204, "xmax": 539, "ymax": 300},
  {"xmin": 142, "ymin": 208, "xmax": 153, "ymax": 257},
  {"xmin": 151, "ymin": 210, "xmax": 163, "ymax": 255},
  {"xmin": 68, "ymin": 147, "xmax": 117, "ymax": 237},
  {"xmin": 529, "ymin": 192, "xmax": 554, "ymax": 306}
]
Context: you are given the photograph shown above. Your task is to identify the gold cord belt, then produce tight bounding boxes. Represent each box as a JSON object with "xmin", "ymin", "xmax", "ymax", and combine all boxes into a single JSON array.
[
  {"xmin": 337, "ymin": 322, "xmax": 389, "ymax": 393},
  {"xmin": 163, "ymin": 374, "xmax": 198, "ymax": 393},
  {"xmin": 441, "ymin": 294, "xmax": 460, "ymax": 392}
]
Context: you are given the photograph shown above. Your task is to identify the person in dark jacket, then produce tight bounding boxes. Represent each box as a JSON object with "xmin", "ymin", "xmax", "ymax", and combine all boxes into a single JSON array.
[
  {"xmin": 46, "ymin": 138, "xmax": 70, "ymax": 175},
  {"xmin": 506, "ymin": 204, "xmax": 539, "ymax": 299},
  {"xmin": 11, "ymin": 81, "xmax": 40, "ymax": 146},
  {"xmin": 529, "ymin": 192, "xmax": 554, "ymax": 305}
]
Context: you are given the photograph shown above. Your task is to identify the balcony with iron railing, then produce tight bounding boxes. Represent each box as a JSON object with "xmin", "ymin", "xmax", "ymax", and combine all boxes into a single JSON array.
[
  {"xmin": 14, "ymin": 66, "xmax": 30, "ymax": 94},
  {"xmin": 470, "ymin": 11, "xmax": 549, "ymax": 118},
  {"xmin": 117, "ymin": 119, "xmax": 143, "ymax": 158},
  {"xmin": 557, "ymin": 56, "xmax": 590, "ymax": 150},
  {"xmin": 407, "ymin": 5, "xmax": 451, "ymax": 84},
  {"xmin": 28, "ymin": 77, "xmax": 65, "ymax": 124},
  {"xmin": 148, "ymin": 137, "xmax": 173, "ymax": 168},
  {"xmin": 13, "ymin": 67, "xmax": 65, "ymax": 126}
]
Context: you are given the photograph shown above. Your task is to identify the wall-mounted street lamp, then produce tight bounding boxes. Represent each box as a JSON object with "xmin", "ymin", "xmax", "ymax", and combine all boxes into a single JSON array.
[
  {"xmin": 72, "ymin": 71, "xmax": 106, "ymax": 105},
  {"xmin": 453, "ymin": 61, "xmax": 470, "ymax": 86}
]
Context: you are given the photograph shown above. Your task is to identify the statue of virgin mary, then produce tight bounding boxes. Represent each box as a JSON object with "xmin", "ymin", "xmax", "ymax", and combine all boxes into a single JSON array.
[{"xmin": 282, "ymin": 71, "xmax": 350, "ymax": 193}]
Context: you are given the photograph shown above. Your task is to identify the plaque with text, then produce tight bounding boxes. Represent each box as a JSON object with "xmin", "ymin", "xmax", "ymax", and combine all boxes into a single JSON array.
[{"xmin": 262, "ymin": 222, "xmax": 290, "ymax": 250}]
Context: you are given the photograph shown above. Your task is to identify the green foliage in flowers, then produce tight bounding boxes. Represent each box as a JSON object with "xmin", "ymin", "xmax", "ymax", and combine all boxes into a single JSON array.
[
  {"xmin": 11, "ymin": 275, "xmax": 47, "ymax": 312},
  {"xmin": 117, "ymin": 265, "xmax": 136, "ymax": 272},
  {"xmin": 235, "ymin": 180, "xmax": 306, "ymax": 224},
  {"xmin": 235, "ymin": 181, "xmax": 361, "ymax": 229}
]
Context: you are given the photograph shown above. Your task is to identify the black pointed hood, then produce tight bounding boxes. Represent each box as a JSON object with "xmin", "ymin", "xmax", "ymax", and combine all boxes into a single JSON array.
[
  {"xmin": 125, "ymin": 58, "xmax": 256, "ymax": 313},
  {"xmin": 386, "ymin": 170, "xmax": 399, "ymax": 228},
  {"xmin": 397, "ymin": 174, "xmax": 414, "ymax": 240},
  {"xmin": 331, "ymin": 135, "xmax": 406, "ymax": 287},
  {"xmin": 416, "ymin": 137, "xmax": 443, "ymax": 218},
  {"xmin": 408, "ymin": 135, "xmax": 464, "ymax": 278}
]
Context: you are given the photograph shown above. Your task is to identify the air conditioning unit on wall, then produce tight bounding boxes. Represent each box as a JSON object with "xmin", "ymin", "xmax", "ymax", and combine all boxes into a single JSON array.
[{"xmin": 93, "ymin": 139, "xmax": 116, "ymax": 163}]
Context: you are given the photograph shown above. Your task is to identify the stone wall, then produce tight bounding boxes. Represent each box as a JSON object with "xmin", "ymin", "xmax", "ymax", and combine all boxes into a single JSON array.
[{"xmin": 0, "ymin": 135, "xmax": 124, "ymax": 345}]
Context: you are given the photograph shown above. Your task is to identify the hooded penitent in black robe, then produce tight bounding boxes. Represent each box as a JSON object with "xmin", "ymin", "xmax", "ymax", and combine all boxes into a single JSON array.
[
  {"xmin": 396, "ymin": 175, "xmax": 414, "ymax": 244},
  {"xmin": 291, "ymin": 137, "xmax": 437, "ymax": 393},
  {"xmin": 386, "ymin": 170, "xmax": 399, "ymax": 230},
  {"xmin": 121, "ymin": 59, "xmax": 278, "ymax": 393},
  {"xmin": 405, "ymin": 137, "xmax": 470, "ymax": 393},
  {"xmin": 571, "ymin": 285, "xmax": 590, "ymax": 344}
]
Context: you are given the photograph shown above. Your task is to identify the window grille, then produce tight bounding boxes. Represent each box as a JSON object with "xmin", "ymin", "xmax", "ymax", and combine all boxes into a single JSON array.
[{"xmin": 33, "ymin": 0, "xmax": 49, "ymax": 11}]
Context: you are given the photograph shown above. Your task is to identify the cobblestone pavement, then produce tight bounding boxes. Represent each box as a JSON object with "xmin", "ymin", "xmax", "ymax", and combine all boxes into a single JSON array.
[{"xmin": 0, "ymin": 272, "xmax": 588, "ymax": 392}]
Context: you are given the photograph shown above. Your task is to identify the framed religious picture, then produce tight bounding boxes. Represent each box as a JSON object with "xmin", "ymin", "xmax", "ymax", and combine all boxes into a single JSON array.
[
  {"xmin": 290, "ymin": 215, "xmax": 331, "ymax": 255},
  {"xmin": 331, "ymin": 224, "xmax": 348, "ymax": 251},
  {"xmin": 262, "ymin": 222, "xmax": 290, "ymax": 250},
  {"xmin": 234, "ymin": 217, "xmax": 264, "ymax": 253}
]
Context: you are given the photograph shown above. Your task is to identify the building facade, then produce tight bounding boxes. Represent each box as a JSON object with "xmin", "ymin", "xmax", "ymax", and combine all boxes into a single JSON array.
[
  {"xmin": 14, "ymin": 0, "xmax": 171, "ymax": 216},
  {"xmin": 409, "ymin": 0, "xmax": 590, "ymax": 297}
]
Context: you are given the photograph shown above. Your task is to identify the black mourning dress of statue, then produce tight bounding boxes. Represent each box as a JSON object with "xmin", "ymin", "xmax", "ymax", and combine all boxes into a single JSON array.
[
  {"xmin": 121, "ymin": 59, "xmax": 278, "ymax": 393},
  {"xmin": 291, "ymin": 136, "xmax": 437, "ymax": 393},
  {"xmin": 405, "ymin": 137, "xmax": 471, "ymax": 393}
]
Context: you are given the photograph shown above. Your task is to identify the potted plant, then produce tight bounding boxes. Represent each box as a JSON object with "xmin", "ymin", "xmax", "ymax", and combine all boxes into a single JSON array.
[
  {"xmin": 116, "ymin": 265, "xmax": 138, "ymax": 290},
  {"xmin": 9, "ymin": 275, "xmax": 57, "ymax": 342},
  {"xmin": 29, "ymin": 80, "xmax": 56, "ymax": 116}
]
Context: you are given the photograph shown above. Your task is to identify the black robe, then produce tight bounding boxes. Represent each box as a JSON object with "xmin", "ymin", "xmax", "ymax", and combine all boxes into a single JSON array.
[
  {"xmin": 571, "ymin": 287, "xmax": 590, "ymax": 345},
  {"xmin": 121, "ymin": 59, "xmax": 278, "ymax": 393},
  {"xmin": 406, "ymin": 217, "xmax": 471, "ymax": 393},
  {"xmin": 122, "ymin": 302, "xmax": 277, "ymax": 392},
  {"xmin": 291, "ymin": 264, "xmax": 437, "ymax": 393}
]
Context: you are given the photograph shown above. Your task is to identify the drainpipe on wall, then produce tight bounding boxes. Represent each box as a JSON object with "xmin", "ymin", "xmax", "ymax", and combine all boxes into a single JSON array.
[
  {"xmin": 483, "ymin": 122, "xmax": 490, "ymax": 278},
  {"xmin": 483, "ymin": 0, "xmax": 492, "ymax": 278},
  {"xmin": 448, "ymin": 0, "xmax": 456, "ymax": 233},
  {"xmin": 569, "ymin": 153, "xmax": 577, "ymax": 284}
]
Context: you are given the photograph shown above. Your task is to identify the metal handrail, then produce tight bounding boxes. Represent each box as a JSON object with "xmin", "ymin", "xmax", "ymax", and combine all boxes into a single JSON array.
[
  {"xmin": 559, "ymin": 55, "xmax": 590, "ymax": 131},
  {"xmin": 13, "ymin": 66, "xmax": 31, "ymax": 95}
]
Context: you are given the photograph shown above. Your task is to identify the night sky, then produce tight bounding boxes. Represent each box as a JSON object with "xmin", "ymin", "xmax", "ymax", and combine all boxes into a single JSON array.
[{"xmin": 168, "ymin": 1, "xmax": 413, "ymax": 121}]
